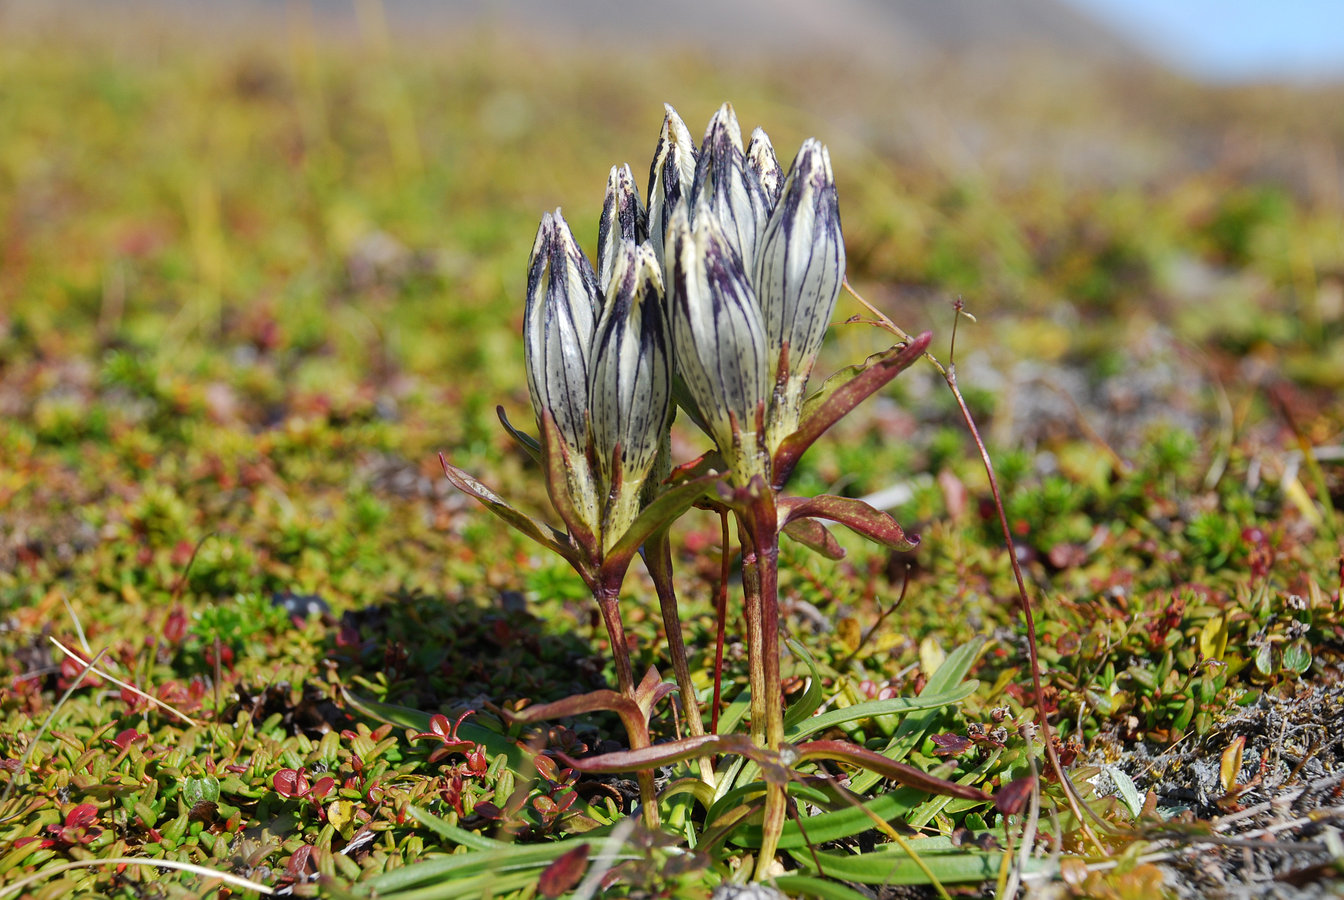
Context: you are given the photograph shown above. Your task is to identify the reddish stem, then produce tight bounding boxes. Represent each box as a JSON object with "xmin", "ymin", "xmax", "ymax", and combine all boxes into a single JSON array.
[{"xmin": 711, "ymin": 509, "xmax": 731, "ymax": 735}]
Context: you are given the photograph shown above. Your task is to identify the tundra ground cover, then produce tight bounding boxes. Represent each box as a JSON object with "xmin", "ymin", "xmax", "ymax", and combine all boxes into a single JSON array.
[{"xmin": 1, "ymin": 16, "xmax": 1343, "ymax": 899}]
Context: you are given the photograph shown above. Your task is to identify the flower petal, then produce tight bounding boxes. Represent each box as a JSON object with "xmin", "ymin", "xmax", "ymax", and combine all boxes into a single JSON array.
[
  {"xmin": 691, "ymin": 103, "xmax": 769, "ymax": 275},
  {"xmin": 646, "ymin": 104, "xmax": 698, "ymax": 275},
  {"xmin": 747, "ymin": 126, "xmax": 783, "ymax": 212},
  {"xmin": 596, "ymin": 164, "xmax": 646, "ymax": 293},
  {"xmin": 524, "ymin": 209, "xmax": 600, "ymax": 459},
  {"xmin": 755, "ymin": 139, "xmax": 845, "ymax": 443},
  {"xmin": 666, "ymin": 206, "xmax": 770, "ymax": 482},
  {"xmin": 589, "ymin": 241, "xmax": 672, "ymax": 546}
]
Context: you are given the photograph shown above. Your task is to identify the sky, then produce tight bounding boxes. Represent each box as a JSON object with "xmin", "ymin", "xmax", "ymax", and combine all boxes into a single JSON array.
[{"xmin": 1068, "ymin": 0, "xmax": 1344, "ymax": 81}]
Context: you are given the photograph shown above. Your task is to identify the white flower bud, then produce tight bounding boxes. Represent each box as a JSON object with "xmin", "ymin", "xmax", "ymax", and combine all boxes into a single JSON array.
[
  {"xmin": 747, "ymin": 127, "xmax": 783, "ymax": 212},
  {"xmin": 589, "ymin": 241, "xmax": 671, "ymax": 546},
  {"xmin": 691, "ymin": 103, "xmax": 769, "ymax": 277},
  {"xmin": 666, "ymin": 206, "xmax": 770, "ymax": 483},
  {"xmin": 646, "ymin": 104, "xmax": 698, "ymax": 275},
  {"xmin": 524, "ymin": 209, "xmax": 602, "ymax": 531},
  {"xmin": 754, "ymin": 139, "xmax": 845, "ymax": 446},
  {"xmin": 596, "ymin": 164, "xmax": 646, "ymax": 294}
]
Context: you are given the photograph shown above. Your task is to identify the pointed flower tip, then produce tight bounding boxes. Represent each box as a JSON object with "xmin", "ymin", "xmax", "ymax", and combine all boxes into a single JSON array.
[
  {"xmin": 794, "ymin": 138, "xmax": 835, "ymax": 185},
  {"xmin": 704, "ymin": 102, "xmax": 744, "ymax": 149}
]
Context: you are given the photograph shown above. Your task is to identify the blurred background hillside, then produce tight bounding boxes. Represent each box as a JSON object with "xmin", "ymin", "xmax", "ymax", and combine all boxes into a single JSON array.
[{"xmin": 1, "ymin": 0, "xmax": 1341, "ymax": 458}]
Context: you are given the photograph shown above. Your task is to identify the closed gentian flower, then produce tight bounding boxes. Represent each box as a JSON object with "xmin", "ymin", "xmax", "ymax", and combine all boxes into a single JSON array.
[
  {"xmin": 646, "ymin": 104, "xmax": 698, "ymax": 275},
  {"xmin": 524, "ymin": 209, "xmax": 602, "ymax": 532},
  {"xmin": 589, "ymin": 241, "xmax": 672, "ymax": 548},
  {"xmin": 753, "ymin": 138, "xmax": 845, "ymax": 448},
  {"xmin": 666, "ymin": 205, "xmax": 770, "ymax": 484},
  {"xmin": 691, "ymin": 103, "xmax": 769, "ymax": 276},
  {"xmin": 596, "ymin": 164, "xmax": 646, "ymax": 294},
  {"xmin": 746, "ymin": 127, "xmax": 783, "ymax": 211}
]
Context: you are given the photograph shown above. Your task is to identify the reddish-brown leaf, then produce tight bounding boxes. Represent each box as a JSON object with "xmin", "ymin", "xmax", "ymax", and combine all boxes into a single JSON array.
[
  {"xmin": 930, "ymin": 733, "xmax": 973, "ymax": 757},
  {"xmin": 995, "ymin": 775, "xmax": 1036, "ymax": 816},
  {"xmin": 539, "ymin": 843, "xmax": 590, "ymax": 898}
]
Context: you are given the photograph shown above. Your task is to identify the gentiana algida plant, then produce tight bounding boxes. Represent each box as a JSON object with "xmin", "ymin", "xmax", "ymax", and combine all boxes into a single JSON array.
[{"xmin": 440, "ymin": 102, "xmax": 972, "ymax": 880}]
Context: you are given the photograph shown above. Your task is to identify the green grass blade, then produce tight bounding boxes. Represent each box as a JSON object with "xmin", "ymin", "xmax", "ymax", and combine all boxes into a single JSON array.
[
  {"xmin": 406, "ymin": 805, "xmax": 511, "ymax": 851},
  {"xmin": 786, "ymin": 682, "xmax": 977, "ymax": 741},
  {"xmin": 783, "ymin": 638, "xmax": 827, "ymax": 731},
  {"xmin": 731, "ymin": 789, "xmax": 926, "ymax": 849},
  {"xmin": 772, "ymin": 874, "xmax": 874, "ymax": 900},
  {"xmin": 362, "ymin": 838, "xmax": 600, "ymax": 894},
  {"xmin": 848, "ymin": 637, "xmax": 986, "ymax": 793},
  {"xmin": 792, "ymin": 845, "xmax": 1011, "ymax": 886}
]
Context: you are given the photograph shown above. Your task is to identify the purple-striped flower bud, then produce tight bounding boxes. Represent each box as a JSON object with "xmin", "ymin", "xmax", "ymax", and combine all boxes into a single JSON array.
[
  {"xmin": 691, "ymin": 103, "xmax": 770, "ymax": 276},
  {"xmin": 754, "ymin": 139, "xmax": 845, "ymax": 448},
  {"xmin": 646, "ymin": 104, "xmax": 698, "ymax": 275},
  {"xmin": 589, "ymin": 241, "xmax": 671, "ymax": 547},
  {"xmin": 747, "ymin": 127, "xmax": 783, "ymax": 212},
  {"xmin": 524, "ymin": 209, "xmax": 602, "ymax": 531},
  {"xmin": 666, "ymin": 206, "xmax": 770, "ymax": 484},
  {"xmin": 596, "ymin": 164, "xmax": 646, "ymax": 294}
]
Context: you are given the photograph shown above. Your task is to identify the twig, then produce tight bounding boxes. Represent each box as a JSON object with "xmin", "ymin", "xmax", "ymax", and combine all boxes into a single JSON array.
[
  {"xmin": 0, "ymin": 856, "xmax": 274, "ymax": 898},
  {"xmin": 0, "ymin": 647, "xmax": 109, "ymax": 814},
  {"xmin": 843, "ymin": 279, "xmax": 1107, "ymax": 852},
  {"xmin": 49, "ymin": 637, "xmax": 199, "ymax": 727}
]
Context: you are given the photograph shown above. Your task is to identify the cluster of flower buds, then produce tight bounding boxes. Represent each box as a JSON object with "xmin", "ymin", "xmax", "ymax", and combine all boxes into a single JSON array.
[
  {"xmin": 524, "ymin": 206, "xmax": 671, "ymax": 551},
  {"xmin": 524, "ymin": 102, "xmax": 847, "ymax": 523}
]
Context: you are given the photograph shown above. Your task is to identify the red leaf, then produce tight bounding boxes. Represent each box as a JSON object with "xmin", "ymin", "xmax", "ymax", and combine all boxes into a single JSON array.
[
  {"xmin": 773, "ymin": 333, "xmax": 931, "ymax": 487},
  {"xmin": 795, "ymin": 741, "xmax": 990, "ymax": 802},
  {"xmin": 309, "ymin": 776, "xmax": 335, "ymax": 799},
  {"xmin": 65, "ymin": 804, "xmax": 99, "ymax": 828},
  {"xmin": 930, "ymin": 733, "xmax": 973, "ymax": 757},
  {"xmin": 539, "ymin": 843, "xmax": 590, "ymax": 898},
  {"xmin": 995, "ymin": 775, "xmax": 1036, "ymax": 816},
  {"xmin": 108, "ymin": 728, "xmax": 146, "ymax": 751},
  {"xmin": 273, "ymin": 769, "xmax": 308, "ymax": 798},
  {"xmin": 554, "ymin": 734, "xmax": 731, "ymax": 774},
  {"xmin": 778, "ymin": 494, "xmax": 919, "ymax": 551},
  {"xmin": 285, "ymin": 844, "xmax": 314, "ymax": 880},
  {"xmin": 781, "ymin": 517, "xmax": 846, "ymax": 559}
]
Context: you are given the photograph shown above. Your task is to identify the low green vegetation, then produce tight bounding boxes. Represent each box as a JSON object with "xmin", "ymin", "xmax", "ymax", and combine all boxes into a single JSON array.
[{"xmin": 1, "ymin": 13, "xmax": 1343, "ymax": 900}]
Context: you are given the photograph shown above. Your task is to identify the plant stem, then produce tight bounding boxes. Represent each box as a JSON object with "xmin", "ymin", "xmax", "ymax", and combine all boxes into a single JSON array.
[
  {"xmin": 594, "ymin": 585, "xmax": 635, "ymax": 700},
  {"xmin": 737, "ymin": 520, "xmax": 767, "ymax": 748},
  {"xmin": 711, "ymin": 509, "xmax": 731, "ymax": 736},
  {"xmin": 747, "ymin": 499, "xmax": 787, "ymax": 879},
  {"xmin": 645, "ymin": 528, "xmax": 716, "ymax": 786},
  {"xmin": 842, "ymin": 280, "xmax": 1105, "ymax": 850},
  {"xmin": 595, "ymin": 582, "xmax": 660, "ymax": 827}
]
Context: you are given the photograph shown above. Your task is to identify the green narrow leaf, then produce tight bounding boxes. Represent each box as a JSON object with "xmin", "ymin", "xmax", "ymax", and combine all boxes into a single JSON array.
[
  {"xmin": 406, "ymin": 805, "xmax": 509, "ymax": 852},
  {"xmin": 439, "ymin": 455, "xmax": 577, "ymax": 564},
  {"xmin": 496, "ymin": 405, "xmax": 543, "ymax": 463},
  {"xmin": 732, "ymin": 789, "xmax": 925, "ymax": 848},
  {"xmin": 362, "ymin": 837, "xmax": 604, "ymax": 894},
  {"xmin": 772, "ymin": 874, "xmax": 873, "ymax": 900},
  {"xmin": 716, "ymin": 687, "xmax": 752, "ymax": 737},
  {"xmin": 792, "ymin": 845, "xmax": 1014, "ymax": 886},
  {"xmin": 786, "ymin": 682, "xmax": 977, "ymax": 740},
  {"xmin": 905, "ymin": 749, "xmax": 1002, "ymax": 829},
  {"xmin": 783, "ymin": 638, "xmax": 828, "ymax": 730},
  {"xmin": 603, "ymin": 472, "xmax": 721, "ymax": 571},
  {"xmin": 849, "ymin": 638, "xmax": 985, "ymax": 793}
]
